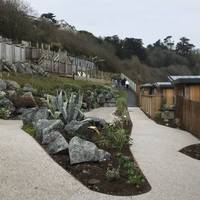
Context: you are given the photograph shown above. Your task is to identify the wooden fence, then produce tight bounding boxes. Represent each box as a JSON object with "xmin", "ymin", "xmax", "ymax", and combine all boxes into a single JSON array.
[
  {"xmin": 140, "ymin": 95, "xmax": 161, "ymax": 118},
  {"xmin": 0, "ymin": 36, "xmax": 115, "ymax": 81},
  {"xmin": 176, "ymin": 96, "xmax": 200, "ymax": 139}
]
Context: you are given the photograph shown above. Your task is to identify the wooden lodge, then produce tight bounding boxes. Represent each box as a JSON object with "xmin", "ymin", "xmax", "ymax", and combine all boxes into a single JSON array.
[
  {"xmin": 168, "ymin": 76, "xmax": 200, "ymax": 103},
  {"xmin": 140, "ymin": 82, "xmax": 175, "ymax": 118},
  {"xmin": 168, "ymin": 76, "xmax": 200, "ymax": 138}
]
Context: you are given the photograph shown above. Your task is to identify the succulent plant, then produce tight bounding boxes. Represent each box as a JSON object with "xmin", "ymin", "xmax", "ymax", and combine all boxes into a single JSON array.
[{"xmin": 46, "ymin": 90, "xmax": 84, "ymax": 123}]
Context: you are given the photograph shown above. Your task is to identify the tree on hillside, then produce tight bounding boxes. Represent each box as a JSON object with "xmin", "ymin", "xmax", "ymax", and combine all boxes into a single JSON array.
[
  {"xmin": 120, "ymin": 38, "xmax": 146, "ymax": 60},
  {"xmin": 151, "ymin": 39, "xmax": 167, "ymax": 49},
  {"xmin": 176, "ymin": 37, "xmax": 195, "ymax": 56},
  {"xmin": 0, "ymin": 0, "xmax": 33, "ymax": 41},
  {"xmin": 164, "ymin": 36, "xmax": 174, "ymax": 50},
  {"xmin": 41, "ymin": 13, "xmax": 57, "ymax": 24}
]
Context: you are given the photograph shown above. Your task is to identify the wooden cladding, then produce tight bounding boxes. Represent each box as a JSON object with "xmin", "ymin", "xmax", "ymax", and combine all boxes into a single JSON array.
[
  {"xmin": 175, "ymin": 85, "xmax": 200, "ymax": 103},
  {"xmin": 140, "ymin": 95, "xmax": 161, "ymax": 118},
  {"xmin": 176, "ymin": 96, "xmax": 200, "ymax": 139},
  {"xmin": 162, "ymin": 89, "xmax": 174, "ymax": 106}
]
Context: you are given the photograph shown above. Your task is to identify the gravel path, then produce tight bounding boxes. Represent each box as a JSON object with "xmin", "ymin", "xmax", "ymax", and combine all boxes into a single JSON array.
[
  {"xmin": 85, "ymin": 107, "xmax": 117, "ymax": 123},
  {"xmin": 0, "ymin": 108, "xmax": 200, "ymax": 200}
]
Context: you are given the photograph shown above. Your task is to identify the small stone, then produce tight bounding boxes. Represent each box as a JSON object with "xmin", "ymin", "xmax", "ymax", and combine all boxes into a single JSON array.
[
  {"xmin": 23, "ymin": 84, "xmax": 33, "ymax": 92},
  {"xmin": 88, "ymin": 179, "xmax": 100, "ymax": 185}
]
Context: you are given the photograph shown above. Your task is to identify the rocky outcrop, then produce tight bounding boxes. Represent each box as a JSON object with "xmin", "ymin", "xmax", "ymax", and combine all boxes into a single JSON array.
[
  {"xmin": 64, "ymin": 120, "xmax": 90, "ymax": 135},
  {"xmin": 23, "ymin": 84, "xmax": 34, "ymax": 93},
  {"xmin": 0, "ymin": 60, "xmax": 48, "ymax": 76},
  {"xmin": 21, "ymin": 107, "xmax": 50, "ymax": 124},
  {"xmin": 69, "ymin": 136, "xmax": 111, "ymax": 164},
  {"xmin": 6, "ymin": 80, "xmax": 20, "ymax": 90},
  {"xmin": 35, "ymin": 119, "xmax": 64, "ymax": 143},
  {"xmin": 0, "ymin": 91, "xmax": 6, "ymax": 99},
  {"xmin": 47, "ymin": 133, "xmax": 68, "ymax": 154},
  {"xmin": 0, "ymin": 97, "xmax": 15, "ymax": 113},
  {"xmin": 82, "ymin": 117, "xmax": 106, "ymax": 128}
]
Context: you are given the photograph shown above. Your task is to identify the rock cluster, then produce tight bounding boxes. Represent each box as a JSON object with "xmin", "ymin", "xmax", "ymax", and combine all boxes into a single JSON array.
[
  {"xmin": 0, "ymin": 60, "xmax": 48, "ymax": 76},
  {"xmin": 0, "ymin": 78, "xmax": 112, "ymax": 164}
]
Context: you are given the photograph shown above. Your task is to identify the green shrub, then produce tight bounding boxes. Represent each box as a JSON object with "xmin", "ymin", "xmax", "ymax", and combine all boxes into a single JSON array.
[
  {"xmin": 127, "ymin": 168, "xmax": 144, "ymax": 187},
  {"xmin": 22, "ymin": 123, "xmax": 36, "ymax": 137},
  {"xmin": 0, "ymin": 107, "xmax": 11, "ymax": 119},
  {"xmin": 104, "ymin": 121, "xmax": 132, "ymax": 152},
  {"xmin": 154, "ymin": 111, "xmax": 162, "ymax": 123},
  {"xmin": 106, "ymin": 167, "xmax": 120, "ymax": 181},
  {"xmin": 117, "ymin": 153, "xmax": 144, "ymax": 187}
]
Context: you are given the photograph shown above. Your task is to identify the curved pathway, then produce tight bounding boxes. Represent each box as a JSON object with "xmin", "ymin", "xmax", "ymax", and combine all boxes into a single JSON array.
[{"xmin": 0, "ymin": 108, "xmax": 200, "ymax": 200}]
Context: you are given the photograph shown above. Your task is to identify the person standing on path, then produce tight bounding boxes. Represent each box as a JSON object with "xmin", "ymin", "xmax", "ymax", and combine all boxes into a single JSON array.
[{"xmin": 125, "ymin": 80, "xmax": 129, "ymax": 89}]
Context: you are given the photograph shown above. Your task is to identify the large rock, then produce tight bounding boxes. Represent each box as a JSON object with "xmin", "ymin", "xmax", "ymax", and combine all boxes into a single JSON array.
[
  {"xmin": 21, "ymin": 92, "xmax": 37, "ymax": 107},
  {"xmin": 69, "ymin": 136, "xmax": 111, "ymax": 165},
  {"xmin": 10, "ymin": 64, "xmax": 17, "ymax": 73},
  {"xmin": 43, "ymin": 130, "xmax": 61, "ymax": 144},
  {"xmin": 97, "ymin": 93, "xmax": 106, "ymax": 105},
  {"xmin": 82, "ymin": 117, "xmax": 106, "ymax": 128},
  {"xmin": 7, "ymin": 90, "xmax": 17, "ymax": 98},
  {"xmin": 48, "ymin": 133, "xmax": 68, "ymax": 154},
  {"xmin": 0, "ymin": 97, "xmax": 15, "ymax": 112},
  {"xmin": 105, "ymin": 92, "xmax": 113, "ymax": 100},
  {"xmin": 24, "ymin": 63, "xmax": 33, "ymax": 75},
  {"xmin": 0, "ymin": 91, "xmax": 6, "ymax": 99},
  {"xmin": 23, "ymin": 84, "xmax": 33, "ymax": 93},
  {"xmin": 64, "ymin": 120, "xmax": 90, "ymax": 135},
  {"xmin": 21, "ymin": 107, "xmax": 50, "ymax": 124},
  {"xmin": 36, "ymin": 119, "xmax": 64, "ymax": 143},
  {"xmin": 15, "ymin": 62, "xmax": 26, "ymax": 73},
  {"xmin": 6, "ymin": 80, "xmax": 20, "ymax": 90},
  {"xmin": 0, "ymin": 79, "xmax": 7, "ymax": 91}
]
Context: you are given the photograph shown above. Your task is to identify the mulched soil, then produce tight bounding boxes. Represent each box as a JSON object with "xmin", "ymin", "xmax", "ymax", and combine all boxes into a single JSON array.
[
  {"xmin": 180, "ymin": 144, "xmax": 200, "ymax": 160},
  {"xmin": 156, "ymin": 119, "xmax": 177, "ymax": 128},
  {"xmin": 39, "ymin": 120, "xmax": 151, "ymax": 196}
]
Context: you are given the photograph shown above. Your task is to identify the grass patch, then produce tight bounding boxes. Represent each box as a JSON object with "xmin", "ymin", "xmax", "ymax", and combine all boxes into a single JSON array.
[
  {"xmin": 115, "ymin": 90, "xmax": 129, "ymax": 121},
  {"xmin": 22, "ymin": 123, "xmax": 36, "ymax": 137},
  {"xmin": 2, "ymin": 73, "xmax": 111, "ymax": 96}
]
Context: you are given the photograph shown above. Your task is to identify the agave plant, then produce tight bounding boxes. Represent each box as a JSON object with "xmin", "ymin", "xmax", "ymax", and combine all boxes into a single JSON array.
[{"xmin": 46, "ymin": 90, "xmax": 84, "ymax": 123}]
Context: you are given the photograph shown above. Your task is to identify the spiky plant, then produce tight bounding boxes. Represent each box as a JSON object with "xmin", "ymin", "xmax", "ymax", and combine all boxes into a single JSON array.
[{"xmin": 46, "ymin": 90, "xmax": 84, "ymax": 123}]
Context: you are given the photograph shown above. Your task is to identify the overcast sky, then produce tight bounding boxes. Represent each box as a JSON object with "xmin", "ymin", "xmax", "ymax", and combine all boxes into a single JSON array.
[{"xmin": 27, "ymin": 0, "xmax": 200, "ymax": 47}]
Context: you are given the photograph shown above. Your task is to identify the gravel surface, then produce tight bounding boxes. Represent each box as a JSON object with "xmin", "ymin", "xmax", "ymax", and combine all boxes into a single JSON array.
[{"xmin": 0, "ymin": 107, "xmax": 200, "ymax": 200}]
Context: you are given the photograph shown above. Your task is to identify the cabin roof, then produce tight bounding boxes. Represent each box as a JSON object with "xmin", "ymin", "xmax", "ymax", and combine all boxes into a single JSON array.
[
  {"xmin": 140, "ymin": 83, "xmax": 153, "ymax": 88},
  {"xmin": 168, "ymin": 75, "xmax": 200, "ymax": 85},
  {"xmin": 153, "ymin": 82, "xmax": 173, "ymax": 89}
]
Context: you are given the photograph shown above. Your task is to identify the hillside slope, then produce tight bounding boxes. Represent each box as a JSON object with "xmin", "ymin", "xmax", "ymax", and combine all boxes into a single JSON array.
[{"xmin": 0, "ymin": 0, "xmax": 199, "ymax": 83}]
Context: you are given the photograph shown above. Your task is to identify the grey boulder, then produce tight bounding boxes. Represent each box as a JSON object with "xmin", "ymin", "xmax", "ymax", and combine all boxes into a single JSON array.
[
  {"xmin": 48, "ymin": 133, "xmax": 68, "ymax": 154},
  {"xmin": 64, "ymin": 120, "xmax": 90, "ymax": 135},
  {"xmin": 21, "ymin": 107, "xmax": 50, "ymax": 124},
  {"xmin": 36, "ymin": 119, "xmax": 64, "ymax": 143},
  {"xmin": 0, "ymin": 91, "xmax": 6, "ymax": 99},
  {"xmin": 97, "ymin": 93, "xmax": 105, "ymax": 105},
  {"xmin": 0, "ymin": 97, "xmax": 15, "ymax": 112},
  {"xmin": 23, "ymin": 84, "xmax": 33, "ymax": 92},
  {"xmin": 82, "ymin": 117, "xmax": 106, "ymax": 128},
  {"xmin": 0, "ymin": 79, "xmax": 7, "ymax": 91},
  {"xmin": 43, "ymin": 131, "xmax": 61, "ymax": 144},
  {"xmin": 7, "ymin": 90, "xmax": 17, "ymax": 97},
  {"xmin": 6, "ymin": 80, "xmax": 20, "ymax": 90},
  {"xmin": 69, "ymin": 136, "xmax": 111, "ymax": 165}
]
